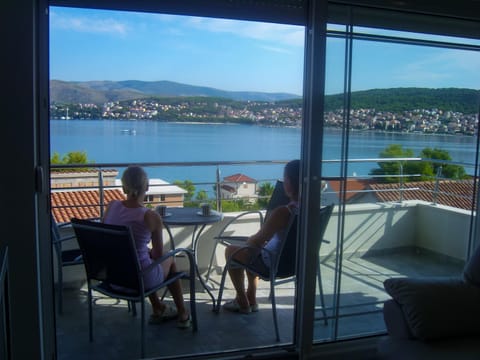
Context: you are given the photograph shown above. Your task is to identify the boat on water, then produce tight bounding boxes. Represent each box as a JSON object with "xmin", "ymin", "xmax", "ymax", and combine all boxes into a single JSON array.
[{"xmin": 121, "ymin": 129, "xmax": 136, "ymax": 135}]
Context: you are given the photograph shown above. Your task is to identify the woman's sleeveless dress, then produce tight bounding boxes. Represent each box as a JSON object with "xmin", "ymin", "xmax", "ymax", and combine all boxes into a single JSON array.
[{"xmin": 103, "ymin": 200, "xmax": 165, "ymax": 289}]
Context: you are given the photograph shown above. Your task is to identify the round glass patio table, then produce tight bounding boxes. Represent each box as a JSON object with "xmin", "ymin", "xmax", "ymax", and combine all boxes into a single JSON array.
[{"xmin": 158, "ymin": 207, "xmax": 223, "ymax": 308}]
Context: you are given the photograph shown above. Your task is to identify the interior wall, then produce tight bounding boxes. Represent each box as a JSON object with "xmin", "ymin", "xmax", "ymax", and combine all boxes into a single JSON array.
[{"xmin": 2, "ymin": 0, "xmax": 55, "ymax": 358}]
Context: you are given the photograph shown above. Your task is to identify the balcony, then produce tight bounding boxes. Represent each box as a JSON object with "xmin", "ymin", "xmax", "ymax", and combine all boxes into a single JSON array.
[{"xmin": 51, "ymin": 160, "xmax": 472, "ymax": 359}]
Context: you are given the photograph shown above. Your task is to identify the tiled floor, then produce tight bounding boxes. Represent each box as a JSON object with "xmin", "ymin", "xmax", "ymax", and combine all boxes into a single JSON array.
[{"xmin": 55, "ymin": 250, "xmax": 464, "ymax": 359}]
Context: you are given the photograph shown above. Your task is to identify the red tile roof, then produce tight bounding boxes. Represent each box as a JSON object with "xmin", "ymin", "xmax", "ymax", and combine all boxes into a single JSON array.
[
  {"xmin": 51, "ymin": 189, "xmax": 125, "ymax": 223},
  {"xmin": 369, "ymin": 180, "xmax": 475, "ymax": 210},
  {"xmin": 51, "ymin": 169, "xmax": 118, "ymax": 175},
  {"xmin": 223, "ymin": 173, "xmax": 257, "ymax": 183},
  {"xmin": 326, "ymin": 179, "xmax": 372, "ymax": 202}
]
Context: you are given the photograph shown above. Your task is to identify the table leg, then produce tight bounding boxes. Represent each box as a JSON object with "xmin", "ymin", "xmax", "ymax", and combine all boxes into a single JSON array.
[
  {"xmin": 163, "ymin": 223, "xmax": 216, "ymax": 309},
  {"xmin": 192, "ymin": 225, "xmax": 216, "ymax": 309}
]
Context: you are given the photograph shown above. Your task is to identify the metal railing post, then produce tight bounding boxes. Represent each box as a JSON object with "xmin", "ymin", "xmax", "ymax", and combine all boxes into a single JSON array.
[
  {"xmin": 98, "ymin": 169, "xmax": 105, "ymax": 219},
  {"xmin": 216, "ymin": 166, "xmax": 221, "ymax": 212},
  {"xmin": 433, "ymin": 166, "xmax": 442, "ymax": 205},
  {"xmin": 399, "ymin": 163, "xmax": 404, "ymax": 203}
]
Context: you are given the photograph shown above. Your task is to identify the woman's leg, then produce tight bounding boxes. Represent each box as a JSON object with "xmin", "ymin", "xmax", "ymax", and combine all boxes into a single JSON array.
[
  {"xmin": 225, "ymin": 245, "xmax": 250, "ymax": 310},
  {"xmin": 160, "ymin": 257, "xmax": 189, "ymax": 321},
  {"xmin": 246, "ymin": 270, "xmax": 258, "ymax": 306},
  {"xmin": 148, "ymin": 292, "xmax": 164, "ymax": 315}
]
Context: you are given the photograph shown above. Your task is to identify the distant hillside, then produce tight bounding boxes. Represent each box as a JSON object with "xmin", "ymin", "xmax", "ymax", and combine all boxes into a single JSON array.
[
  {"xmin": 326, "ymin": 88, "xmax": 480, "ymax": 113},
  {"xmin": 50, "ymin": 81, "xmax": 479, "ymax": 114},
  {"xmin": 50, "ymin": 80, "xmax": 145, "ymax": 104},
  {"xmin": 50, "ymin": 80, "xmax": 301, "ymax": 103},
  {"xmin": 277, "ymin": 87, "xmax": 479, "ymax": 114}
]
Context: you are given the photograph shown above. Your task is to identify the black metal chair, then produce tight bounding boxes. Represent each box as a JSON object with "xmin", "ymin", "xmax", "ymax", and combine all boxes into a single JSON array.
[
  {"xmin": 51, "ymin": 216, "xmax": 83, "ymax": 314},
  {"xmin": 71, "ymin": 218, "xmax": 198, "ymax": 359},
  {"xmin": 215, "ymin": 204, "xmax": 334, "ymax": 341},
  {"xmin": 206, "ymin": 180, "xmax": 290, "ymax": 282}
]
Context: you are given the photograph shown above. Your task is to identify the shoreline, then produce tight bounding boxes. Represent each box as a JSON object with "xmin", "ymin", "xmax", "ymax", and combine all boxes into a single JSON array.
[
  {"xmin": 50, "ymin": 118, "xmax": 476, "ymax": 138},
  {"xmin": 326, "ymin": 127, "xmax": 476, "ymax": 138}
]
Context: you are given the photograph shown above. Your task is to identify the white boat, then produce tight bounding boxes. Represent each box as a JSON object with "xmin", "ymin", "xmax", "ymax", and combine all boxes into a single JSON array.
[{"xmin": 121, "ymin": 129, "xmax": 136, "ymax": 135}]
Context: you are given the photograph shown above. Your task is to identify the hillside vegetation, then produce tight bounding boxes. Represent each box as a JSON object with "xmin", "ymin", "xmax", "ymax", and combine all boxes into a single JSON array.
[
  {"xmin": 51, "ymin": 81, "xmax": 479, "ymax": 114},
  {"xmin": 279, "ymin": 88, "xmax": 479, "ymax": 114}
]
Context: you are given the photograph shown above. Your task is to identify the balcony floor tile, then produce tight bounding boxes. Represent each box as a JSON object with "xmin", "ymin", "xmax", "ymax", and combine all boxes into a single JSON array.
[{"xmin": 56, "ymin": 251, "xmax": 464, "ymax": 359}]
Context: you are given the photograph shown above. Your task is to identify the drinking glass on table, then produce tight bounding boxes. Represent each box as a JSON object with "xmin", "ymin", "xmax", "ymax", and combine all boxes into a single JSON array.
[
  {"xmin": 200, "ymin": 203, "xmax": 211, "ymax": 216},
  {"xmin": 158, "ymin": 205, "xmax": 167, "ymax": 217}
]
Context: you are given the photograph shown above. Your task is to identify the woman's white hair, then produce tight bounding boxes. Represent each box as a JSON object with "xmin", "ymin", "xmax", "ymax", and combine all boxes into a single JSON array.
[{"xmin": 121, "ymin": 165, "xmax": 148, "ymax": 198}]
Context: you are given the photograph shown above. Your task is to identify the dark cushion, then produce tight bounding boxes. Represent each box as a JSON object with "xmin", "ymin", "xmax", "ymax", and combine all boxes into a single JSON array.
[
  {"xmin": 463, "ymin": 245, "xmax": 480, "ymax": 287},
  {"xmin": 383, "ymin": 299, "xmax": 414, "ymax": 339},
  {"xmin": 384, "ymin": 277, "xmax": 480, "ymax": 341}
]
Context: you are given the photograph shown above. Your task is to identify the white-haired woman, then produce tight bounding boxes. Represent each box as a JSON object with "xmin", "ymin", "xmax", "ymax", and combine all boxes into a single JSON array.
[{"xmin": 103, "ymin": 165, "xmax": 190, "ymax": 328}]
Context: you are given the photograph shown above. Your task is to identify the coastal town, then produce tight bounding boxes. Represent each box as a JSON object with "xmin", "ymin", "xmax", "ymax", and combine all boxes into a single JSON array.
[{"xmin": 50, "ymin": 97, "xmax": 479, "ymax": 136}]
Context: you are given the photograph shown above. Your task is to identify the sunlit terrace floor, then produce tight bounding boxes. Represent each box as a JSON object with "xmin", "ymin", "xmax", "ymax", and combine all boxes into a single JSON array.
[{"xmin": 56, "ymin": 249, "xmax": 464, "ymax": 360}]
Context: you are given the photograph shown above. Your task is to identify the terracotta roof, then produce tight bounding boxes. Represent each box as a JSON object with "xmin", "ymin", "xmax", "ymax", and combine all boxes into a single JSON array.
[
  {"xmin": 223, "ymin": 173, "xmax": 257, "ymax": 183},
  {"xmin": 50, "ymin": 169, "xmax": 118, "ymax": 175},
  {"xmin": 51, "ymin": 189, "xmax": 125, "ymax": 223},
  {"xmin": 369, "ymin": 180, "xmax": 475, "ymax": 210},
  {"xmin": 326, "ymin": 179, "xmax": 372, "ymax": 202}
]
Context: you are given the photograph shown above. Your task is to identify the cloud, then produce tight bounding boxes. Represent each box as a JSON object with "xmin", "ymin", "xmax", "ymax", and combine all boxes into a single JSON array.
[
  {"xmin": 440, "ymin": 50, "xmax": 480, "ymax": 73},
  {"xmin": 258, "ymin": 45, "xmax": 293, "ymax": 54},
  {"xmin": 393, "ymin": 49, "xmax": 480, "ymax": 87},
  {"xmin": 50, "ymin": 10, "xmax": 128, "ymax": 35},
  {"xmin": 185, "ymin": 17, "xmax": 304, "ymax": 47}
]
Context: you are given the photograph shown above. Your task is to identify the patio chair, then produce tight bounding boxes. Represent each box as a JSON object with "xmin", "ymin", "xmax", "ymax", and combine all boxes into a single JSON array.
[
  {"xmin": 215, "ymin": 203, "xmax": 333, "ymax": 341},
  {"xmin": 205, "ymin": 179, "xmax": 290, "ymax": 282},
  {"xmin": 51, "ymin": 216, "xmax": 83, "ymax": 315},
  {"xmin": 71, "ymin": 218, "xmax": 198, "ymax": 359}
]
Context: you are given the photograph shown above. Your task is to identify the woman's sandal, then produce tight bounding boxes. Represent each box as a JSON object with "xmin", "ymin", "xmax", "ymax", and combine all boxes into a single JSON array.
[
  {"xmin": 176, "ymin": 315, "xmax": 192, "ymax": 329},
  {"xmin": 148, "ymin": 305, "xmax": 178, "ymax": 324}
]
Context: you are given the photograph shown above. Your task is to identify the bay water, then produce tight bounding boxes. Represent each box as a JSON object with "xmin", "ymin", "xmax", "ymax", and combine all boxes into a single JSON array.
[{"xmin": 50, "ymin": 119, "xmax": 478, "ymax": 188}]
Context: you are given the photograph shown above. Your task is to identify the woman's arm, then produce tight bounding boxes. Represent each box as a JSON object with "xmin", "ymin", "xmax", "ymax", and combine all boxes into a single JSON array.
[
  {"xmin": 102, "ymin": 201, "xmax": 114, "ymax": 222},
  {"xmin": 247, "ymin": 205, "xmax": 291, "ymax": 248},
  {"xmin": 144, "ymin": 209, "xmax": 164, "ymax": 259}
]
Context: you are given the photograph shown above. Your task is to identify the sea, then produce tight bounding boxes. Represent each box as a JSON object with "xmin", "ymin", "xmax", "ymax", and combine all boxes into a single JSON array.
[{"xmin": 50, "ymin": 119, "xmax": 479, "ymax": 189}]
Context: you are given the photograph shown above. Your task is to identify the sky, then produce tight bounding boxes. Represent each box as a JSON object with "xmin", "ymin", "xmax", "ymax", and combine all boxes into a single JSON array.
[{"xmin": 50, "ymin": 7, "xmax": 480, "ymax": 96}]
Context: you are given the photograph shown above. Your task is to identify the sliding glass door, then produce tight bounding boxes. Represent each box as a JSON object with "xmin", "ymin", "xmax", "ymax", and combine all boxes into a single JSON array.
[{"xmin": 311, "ymin": 3, "xmax": 480, "ymax": 344}]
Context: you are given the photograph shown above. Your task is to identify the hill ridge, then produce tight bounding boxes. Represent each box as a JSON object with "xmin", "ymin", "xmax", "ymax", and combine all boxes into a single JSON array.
[
  {"xmin": 50, "ymin": 79, "xmax": 301, "ymax": 103},
  {"xmin": 50, "ymin": 80, "xmax": 479, "ymax": 114}
]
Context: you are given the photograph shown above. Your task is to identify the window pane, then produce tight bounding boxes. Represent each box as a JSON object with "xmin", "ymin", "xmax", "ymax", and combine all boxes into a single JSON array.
[{"xmin": 50, "ymin": 6, "xmax": 305, "ymax": 358}]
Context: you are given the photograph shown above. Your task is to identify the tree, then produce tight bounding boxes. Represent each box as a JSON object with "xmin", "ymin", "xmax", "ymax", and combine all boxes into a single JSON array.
[
  {"xmin": 257, "ymin": 182, "xmax": 275, "ymax": 208},
  {"xmin": 174, "ymin": 180, "xmax": 195, "ymax": 202},
  {"xmin": 63, "ymin": 151, "xmax": 89, "ymax": 164},
  {"xmin": 369, "ymin": 144, "xmax": 416, "ymax": 183},
  {"xmin": 370, "ymin": 144, "xmax": 468, "ymax": 182},
  {"xmin": 50, "ymin": 151, "xmax": 92, "ymax": 171},
  {"xmin": 420, "ymin": 147, "xmax": 468, "ymax": 180},
  {"xmin": 51, "ymin": 150, "xmax": 89, "ymax": 165},
  {"xmin": 196, "ymin": 190, "xmax": 208, "ymax": 202}
]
